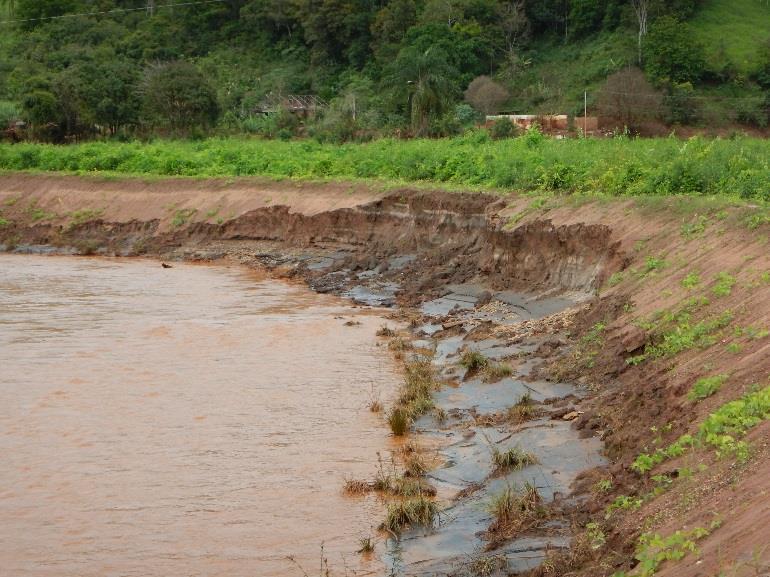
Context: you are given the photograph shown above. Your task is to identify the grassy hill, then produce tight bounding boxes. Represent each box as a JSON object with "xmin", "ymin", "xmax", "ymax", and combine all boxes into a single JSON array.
[{"xmin": 691, "ymin": 0, "xmax": 770, "ymax": 73}]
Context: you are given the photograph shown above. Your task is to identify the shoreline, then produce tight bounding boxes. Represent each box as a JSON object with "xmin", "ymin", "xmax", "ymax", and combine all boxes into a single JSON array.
[{"xmin": 1, "ymin": 174, "xmax": 768, "ymax": 576}]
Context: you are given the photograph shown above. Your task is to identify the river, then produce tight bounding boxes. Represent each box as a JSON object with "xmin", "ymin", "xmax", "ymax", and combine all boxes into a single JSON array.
[{"xmin": 0, "ymin": 254, "xmax": 400, "ymax": 577}]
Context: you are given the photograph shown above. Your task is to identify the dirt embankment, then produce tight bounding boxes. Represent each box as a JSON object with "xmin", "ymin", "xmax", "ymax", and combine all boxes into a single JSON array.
[{"xmin": 1, "ymin": 173, "xmax": 768, "ymax": 577}]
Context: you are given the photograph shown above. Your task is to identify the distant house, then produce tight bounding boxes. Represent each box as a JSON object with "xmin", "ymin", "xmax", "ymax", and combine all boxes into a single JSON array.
[{"xmin": 485, "ymin": 114, "xmax": 602, "ymax": 135}]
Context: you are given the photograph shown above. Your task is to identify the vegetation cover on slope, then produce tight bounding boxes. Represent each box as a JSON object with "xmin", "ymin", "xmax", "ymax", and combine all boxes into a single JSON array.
[
  {"xmin": 0, "ymin": 0, "xmax": 769, "ymax": 140},
  {"xmin": 1, "ymin": 133, "xmax": 769, "ymax": 200}
]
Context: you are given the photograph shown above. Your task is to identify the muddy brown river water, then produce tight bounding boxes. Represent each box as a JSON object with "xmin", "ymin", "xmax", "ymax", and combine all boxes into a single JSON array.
[{"xmin": 0, "ymin": 254, "xmax": 400, "ymax": 577}]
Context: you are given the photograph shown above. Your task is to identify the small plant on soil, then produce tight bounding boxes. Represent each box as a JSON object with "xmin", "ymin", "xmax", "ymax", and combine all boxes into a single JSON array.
[
  {"xmin": 632, "ymin": 384, "xmax": 770, "ymax": 474},
  {"xmin": 483, "ymin": 362, "xmax": 513, "ymax": 383},
  {"xmin": 492, "ymin": 446, "xmax": 538, "ymax": 472},
  {"xmin": 681, "ymin": 215, "xmax": 708, "ymax": 239},
  {"xmin": 66, "ymin": 208, "xmax": 104, "ymax": 230},
  {"xmin": 0, "ymin": 217, "xmax": 9, "ymax": 227},
  {"xmin": 391, "ymin": 476, "xmax": 437, "ymax": 497},
  {"xmin": 606, "ymin": 272, "xmax": 625, "ymax": 287},
  {"xmin": 464, "ymin": 554, "xmax": 507, "ymax": 577},
  {"xmin": 433, "ymin": 406, "xmax": 447, "ymax": 423},
  {"xmin": 726, "ymin": 342, "xmax": 742, "ymax": 354},
  {"xmin": 712, "ymin": 272, "xmax": 737, "ymax": 297},
  {"xmin": 381, "ymin": 495, "xmax": 438, "ymax": 533},
  {"xmin": 735, "ymin": 326, "xmax": 770, "ymax": 340},
  {"xmin": 581, "ymin": 322, "xmax": 606, "ymax": 345},
  {"xmin": 605, "ymin": 495, "xmax": 643, "ymax": 519},
  {"xmin": 593, "ymin": 478, "xmax": 613, "ymax": 493},
  {"xmin": 642, "ymin": 255, "xmax": 668, "ymax": 276},
  {"xmin": 460, "ymin": 350, "xmax": 489, "ymax": 372},
  {"xmin": 632, "ymin": 519, "xmax": 721, "ymax": 577},
  {"xmin": 586, "ymin": 522, "xmax": 606, "ymax": 550},
  {"xmin": 681, "ymin": 272, "xmax": 701, "ymax": 289},
  {"xmin": 171, "ymin": 208, "xmax": 197, "ymax": 228},
  {"xmin": 688, "ymin": 374, "xmax": 728, "ymax": 401}
]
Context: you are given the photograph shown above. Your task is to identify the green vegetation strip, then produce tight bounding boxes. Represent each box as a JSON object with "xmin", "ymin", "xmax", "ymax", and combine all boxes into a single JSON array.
[
  {"xmin": 633, "ymin": 384, "xmax": 770, "ymax": 473},
  {"xmin": 1, "ymin": 134, "xmax": 770, "ymax": 201}
]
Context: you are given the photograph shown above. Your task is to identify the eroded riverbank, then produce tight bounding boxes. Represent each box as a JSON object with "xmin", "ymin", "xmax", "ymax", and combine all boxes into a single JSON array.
[{"xmin": 1, "ymin": 174, "xmax": 768, "ymax": 577}]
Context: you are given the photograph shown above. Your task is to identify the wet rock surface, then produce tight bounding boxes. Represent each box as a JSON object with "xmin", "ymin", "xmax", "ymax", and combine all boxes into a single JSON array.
[{"xmin": 380, "ymin": 288, "xmax": 605, "ymax": 576}]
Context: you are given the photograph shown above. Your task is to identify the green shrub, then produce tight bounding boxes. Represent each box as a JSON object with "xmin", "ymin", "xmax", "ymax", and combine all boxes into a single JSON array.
[{"xmin": 688, "ymin": 374, "xmax": 728, "ymax": 401}]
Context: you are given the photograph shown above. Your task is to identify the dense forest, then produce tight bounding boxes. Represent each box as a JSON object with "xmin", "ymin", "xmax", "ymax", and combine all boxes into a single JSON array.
[{"xmin": 0, "ymin": 0, "xmax": 769, "ymax": 141}]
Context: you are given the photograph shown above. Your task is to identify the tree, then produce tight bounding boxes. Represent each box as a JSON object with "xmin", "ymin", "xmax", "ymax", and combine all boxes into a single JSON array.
[
  {"xmin": 385, "ymin": 45, "xmax": 460, "ymax": 134},
  {"xmin": 755, "ymin": 39, "xmax": 770, "ymax": 89},
  {"xmin": 140, "ymin": 61, "xmax": 219, "ymax": 134},
  {"xmin": 464, "ymin": 75, "xmax": 509, "ymax": 116},
  {"xmin": 498, "ymin": 1, "xmax": 530, "ymax": 56},
  {"xmin": 14, "ymin": 0, "xmax": 76, "ymax": 30},
  {"xmin": 643, "ymin": 16, "xmax": 706, "ymax": 85},
  {"xmin": 630, "ymin": 0, "xmax": 649, "ymax": 65},
  {"xmin": 596, "ymin": 67, "xmax": 662, "ymax": 131}
]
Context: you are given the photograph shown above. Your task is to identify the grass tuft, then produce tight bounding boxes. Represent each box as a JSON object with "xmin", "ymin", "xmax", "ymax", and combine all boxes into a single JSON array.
[
  {"xmin": 688, "ymin": 374, "xmax": 728, "ymax": 401},
  {"xmin": 507, "ymin": 392, "xmax": 542, "ymax": 423},
  {"xmin": 381, "ymin": 495, "xmax": 438, "ymax": 533},
  {"xmin": 483, "ymin": 362, "xmax": 513, "ymax": 382},
  {"xmin": 487, "ymin": 482, "xmax": 545, "ymax": 538},
  {"xmin": 460, "ymin": 350, "xmax": 489, "ymax": 372},
  {"xmin": 492, "ymin": 446, "xmax": 538, "ymax": 472}
]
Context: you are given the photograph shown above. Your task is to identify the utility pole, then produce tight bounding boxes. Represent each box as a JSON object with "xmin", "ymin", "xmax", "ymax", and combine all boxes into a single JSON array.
[{"xmin": 147, "ymin": 0, "xmax": 155, "ymax": 16}]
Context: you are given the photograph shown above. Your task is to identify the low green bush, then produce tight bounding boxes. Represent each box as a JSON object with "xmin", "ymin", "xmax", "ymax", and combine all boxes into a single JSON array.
[{"xmin": 0, "ymin": 135, "xmax": 769, "ymax": 201}]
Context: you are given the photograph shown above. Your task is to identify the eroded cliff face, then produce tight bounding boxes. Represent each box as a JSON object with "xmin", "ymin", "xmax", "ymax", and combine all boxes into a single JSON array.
[{"xmin": 0, "ymin": 175, "xmax": 621, "ymax": 301}]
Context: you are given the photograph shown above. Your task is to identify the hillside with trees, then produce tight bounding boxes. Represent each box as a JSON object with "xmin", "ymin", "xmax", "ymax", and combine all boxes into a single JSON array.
[{"xmin": 0, "ymin": 0, "xmax": 769, "ymax": 141}]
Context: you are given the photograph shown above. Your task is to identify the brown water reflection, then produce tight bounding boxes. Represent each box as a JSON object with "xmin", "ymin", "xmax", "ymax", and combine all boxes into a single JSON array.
[{"xmin": 0, "ymin": 255, "xmax": 399, "ymax": 576}]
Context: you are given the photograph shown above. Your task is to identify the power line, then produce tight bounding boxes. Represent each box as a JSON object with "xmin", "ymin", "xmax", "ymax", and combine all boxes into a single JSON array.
[
  {"xmin": 0, "ymin": 0, "xmax": 228, "ymax": 25},
  {"xmin": 598, "ymin": 90, "xmax": 767, "ymax": 103}
]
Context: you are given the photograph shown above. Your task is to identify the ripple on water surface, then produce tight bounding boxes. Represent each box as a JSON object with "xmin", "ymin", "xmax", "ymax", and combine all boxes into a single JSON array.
[{"xmin": 0, "ymin": 254, "xmax": 400, "ymax": 577}]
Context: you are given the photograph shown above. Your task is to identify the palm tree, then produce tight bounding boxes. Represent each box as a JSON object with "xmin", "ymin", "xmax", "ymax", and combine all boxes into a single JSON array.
[{"xmin": 387, "ymin": 46, "xmax": 459, "ymax": 135}]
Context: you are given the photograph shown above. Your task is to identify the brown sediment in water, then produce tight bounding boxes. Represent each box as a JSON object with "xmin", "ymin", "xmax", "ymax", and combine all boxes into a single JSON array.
[
  {"xmin": 1, "ymin": 173, "xmax": 769, "ymax": 577},
  {"xmin": 0, "ymin": 255, "xmax": 399, "ymax": 577}
]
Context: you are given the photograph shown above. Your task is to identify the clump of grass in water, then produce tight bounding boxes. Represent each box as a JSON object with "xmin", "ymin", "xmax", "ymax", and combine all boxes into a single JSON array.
[
  {"xmin": 483, "ymin": 361, "xmax": 513, "ymax": 383},
  {"xmin": 403, "ymin": 449, "xmax": 428, "ymax": 477},
  {"xmin": 387, "ymin": 356, "xmax": 441, "ymax": 435},
  {"xmin": 357, "ymin": 535, "xmax": 374, "ymax": 554},
  {"xmin": 343, "ymin": 478, "xmax": 372, "ymax": 495},
  {"xmin": 487, "ymin": 482, "xmax": 546, "ymax": 538},
  {"xmin": 381, "ymin": 495, "xmax": 438, "ymax": 533},
  {"xmin": 507, "ymin": 392, "xmax": 542, "ymax": 423},
  {"xmin": 388, "ymin": 407, "xmax": 411, "ymax": 436},
  {"xmin": 492, "ymin": 446, "xmax": 538, "ymax": 472},
  {"xmin": 388, "ymin": 336, "xmax": 412, "ymax": 352},
  {"xmin": 376, "ymin": 325, "xmax": 395, "ymax": 337}
]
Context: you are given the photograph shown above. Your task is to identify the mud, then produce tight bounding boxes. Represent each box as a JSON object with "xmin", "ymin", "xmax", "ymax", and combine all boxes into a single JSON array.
[{"xmin": 383, "ymin": 291, "xmax": 605, "ymax": 576}]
